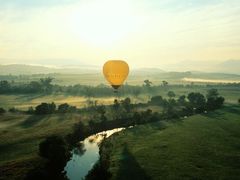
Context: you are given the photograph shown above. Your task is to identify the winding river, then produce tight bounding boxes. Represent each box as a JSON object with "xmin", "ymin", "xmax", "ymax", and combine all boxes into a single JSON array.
[{"xmin": 64, "ymin": 127, "xmax": 125, "ymax": 180}]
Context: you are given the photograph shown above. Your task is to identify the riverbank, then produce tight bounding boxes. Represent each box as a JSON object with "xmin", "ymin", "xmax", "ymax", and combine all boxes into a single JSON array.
[{"xmin": 95, "ymin": 105, "xmax": 240, "ymax": 179}]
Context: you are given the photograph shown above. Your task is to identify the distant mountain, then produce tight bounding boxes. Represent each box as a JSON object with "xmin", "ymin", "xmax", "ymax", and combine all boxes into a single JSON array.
[
  {"xmin": 0, "ymin": 63, "xmax": 239, "ymax": 81},
  {"xmin": 0, "ymin": 64, "xmax": 166, "ymax": 76},
  {"xmin": 216, "ymin": 60, "xmax": 240, "ymax": 74},
  {"xmin": 131, "ymin": 68, "xmax": 165, "ymax": 76},
  {"xmin": 163, "ymin": 59, "xmax": 240, "ymax": 75},
  {"xmin": 0, "ymin": 64, "xmax": 100, "ymax": 75}
]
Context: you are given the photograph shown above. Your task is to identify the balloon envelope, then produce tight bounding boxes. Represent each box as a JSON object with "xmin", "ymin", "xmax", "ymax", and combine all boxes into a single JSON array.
[{"xmin": 103, "ymin": 60, "xmax": 129, "ymax": 89}]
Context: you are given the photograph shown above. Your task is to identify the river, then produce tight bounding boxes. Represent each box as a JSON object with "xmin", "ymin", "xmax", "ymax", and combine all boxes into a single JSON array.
[{"xmin": 64, "ymin": 127, "xmax": 125, "ymax": 180}]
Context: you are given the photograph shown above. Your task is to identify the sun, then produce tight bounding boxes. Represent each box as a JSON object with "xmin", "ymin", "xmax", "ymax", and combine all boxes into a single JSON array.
[{"xmin": 66, "ymin": 0, "xmax": 140, "ymax": 47}]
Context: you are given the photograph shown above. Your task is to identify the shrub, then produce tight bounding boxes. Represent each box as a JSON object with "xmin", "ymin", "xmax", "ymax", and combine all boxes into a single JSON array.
[
  {"xmin": 0, "ymin": 107, "xmax": 6, "ymax": 114},
  {"xmin": 35, "ymin": 102, "xmax": 56, "ymax": 114},
  {"xmin": 39, "ymin": 135, "xmax": 69, "ymax": 167}
]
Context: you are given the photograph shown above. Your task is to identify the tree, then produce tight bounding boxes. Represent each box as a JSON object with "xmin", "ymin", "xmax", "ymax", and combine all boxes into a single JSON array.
[
  {"xmin": 0, "ymin": 107, "xmax": 6, "ymax": 115},
  {"xmin": 207, "ymin": 97, "xmax": 225, "ymax": 110},
  {"xmin": 177, "ymin": 95, "xmax": 186, "ymax": 105},
  {"xmin": 27, "ymin": 107, "xmax": 34, "ymax": 114},
  {"xmin": 0, "ymin": 80, "xmax": 11, "ymax": 93},
  {"xmin": 58, "ymin": 103, "xmax": 70, "ymax": 113},
  {"xmin": 121, "ymin": 97, "xmax": 131, "ymax": 113},
  {"xmin": 28, "ymin": 81, "xmax": 42, "ymax": 93},
  {"xmin": 132, "ymin": 112, "xmax": 141, "ymax": 124},
  {"xmin": 140, "ymin": 109, "xmax": 153, "ymax": 123},
  {"xmin": 206, "ymin": 89, "xmax": 224, "ymax": 110},
  {"xmin": 206, "ymin": 89, "xmax": 219, "ymax": 99},
  {"xmin": 165, "ymin": 104, "xmax": 179, "ymax": 119},
  {"xmin": 39, "ymin": 135, "xmax": 69, "ymax": 168},
  {"xmin": 168, "ymin": 98, "xmax": 177, "ymax": 106},
  {"xmin": 83, "ymin": 86, "xmax": 94, "ymax": 99},
  {"xmin": 96, "ymin": 105, "xmax": 107, "ymax": 126},
  {"xmin": 65, "ymin": 121, "xmax": 87, "ymax": 145},
  {"xmin": 162, "ymin": 80, "xmax": 168, "ymax": 87},
  {"xmin": 113, "ymin": 99, "xmax": 120, "ymax": 111},
  {"xmin": 9, "ymin": 107, "xmax": 18, "ymax": 113},
  {"xmin": 187, "ymin": 92, "xmax": 206, "ymax": 113},
  {"xmin": 143, "ymin": 79, "xmax": 152, "ymax": 88},
  {"xmin": 238, "ymin": 98, "xmax": 240, "ymax": 104},
  {"xmin": 40, "ymin": 77, "xmax": 53, "ymax": 93},
  {"xmin": 112, "ymin": 99, "xmax": 122, "ymax": 120},
  {"xmin": 35, "ymin": 102, "xmax": 56, "ymax": 114},
  {"xmin": 167, "ymin": 91, "xmax": 176, "ymax": 99},
  {"xmin": 96, "ymin": 105, "xmax": 106, "ymax": 116},
  {"xmin": 149, "ymin": 96, "xmax": 164, "ymax": 106}
]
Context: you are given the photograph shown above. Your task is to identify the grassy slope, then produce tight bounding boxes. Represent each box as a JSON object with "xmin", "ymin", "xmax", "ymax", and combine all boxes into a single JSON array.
[
  {"xmin": 0, "ymin": 112, "xmax": 83, "ymax": 179},
  {"xmin": 106, "ymin": 105, "xmax": 240, "ymax": 179}
]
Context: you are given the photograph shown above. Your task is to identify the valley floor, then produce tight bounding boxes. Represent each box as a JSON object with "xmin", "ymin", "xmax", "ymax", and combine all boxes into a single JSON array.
[{"xmin": 105, "ymin": 105, "xmax": 240, "ymax": 179}]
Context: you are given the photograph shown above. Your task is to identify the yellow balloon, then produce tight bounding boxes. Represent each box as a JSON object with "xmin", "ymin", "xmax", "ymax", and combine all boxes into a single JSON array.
[{"xmin": 103, "ymin": 60, "xmax": 129, "ymax": 89}]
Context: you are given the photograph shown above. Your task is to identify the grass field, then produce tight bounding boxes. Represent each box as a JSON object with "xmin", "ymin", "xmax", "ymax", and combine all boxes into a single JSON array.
[
  {"xmin": 0, "ymin": 94, "xmax": 116, "ymax": 110},
  {"xmin": 0, "ymin": 112, "xmax": 85, "ymax": 179},
  {"xmin": 0, "ymin": 85, "xmax": 239, "ymax": 111},
  {"xmin": 105, "ymin": 104, "xmax": 240, "ymax": 179}
]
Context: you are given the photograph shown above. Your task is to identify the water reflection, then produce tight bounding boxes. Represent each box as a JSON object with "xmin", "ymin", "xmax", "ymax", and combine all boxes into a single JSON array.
[
  {"xmin": 64, "ymin": 128, "xmax": 125, "ymax": 180},
  {"xmin": 73, "ymin": 143, "xmax": 86, "ymax": 156}
]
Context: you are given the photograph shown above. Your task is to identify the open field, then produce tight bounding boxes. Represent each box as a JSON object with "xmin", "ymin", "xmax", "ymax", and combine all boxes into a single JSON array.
[
  {"xmin": 0, "ymin": 112, "xmax": 84, "ymax": 179},
  {"xmin": 0, "ymin": 94, "xmax": 116, "ymax": 110},
  {"xmin": 105, "ymin": 105, "xmax": 240, "ymax": 179},
  {"xmin": 0, "ymin": 85, "xmax": 239, "ymax": 111},
  {"xmin": 0, "ymin": 113, "xmax": 84, "ymax": 164}
]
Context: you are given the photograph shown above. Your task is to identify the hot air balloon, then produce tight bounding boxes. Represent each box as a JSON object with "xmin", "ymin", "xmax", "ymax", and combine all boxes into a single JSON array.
[{"xmin": 103, "ymin": 60, "xmax": 129, "ymax": 91}]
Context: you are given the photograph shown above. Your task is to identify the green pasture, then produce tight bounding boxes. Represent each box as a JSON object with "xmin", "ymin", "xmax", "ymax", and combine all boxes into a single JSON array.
[{"xmin": 106, "ymin": 105, "xmax": 240, "ymax": 179}]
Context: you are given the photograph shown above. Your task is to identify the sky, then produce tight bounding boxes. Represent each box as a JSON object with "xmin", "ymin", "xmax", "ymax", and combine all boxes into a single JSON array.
[{"xmin": 0, "ymin": 0, "xmax": 240, "ymax": 70}]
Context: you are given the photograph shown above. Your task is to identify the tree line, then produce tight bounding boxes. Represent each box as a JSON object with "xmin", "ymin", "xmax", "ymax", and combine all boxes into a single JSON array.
[{"xmin": 1, "ymin": 78, "xmax": 240, "ymax": 97}]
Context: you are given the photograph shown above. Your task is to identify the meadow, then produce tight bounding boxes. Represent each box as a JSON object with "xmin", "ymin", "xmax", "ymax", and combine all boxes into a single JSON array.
[
  {"xmin": 105, "ymin": 104, "xmax": 240, "ymax": 179},
  {"xmin": 0, "ymin": 84, "xmax": 239, "ymax": 111}
]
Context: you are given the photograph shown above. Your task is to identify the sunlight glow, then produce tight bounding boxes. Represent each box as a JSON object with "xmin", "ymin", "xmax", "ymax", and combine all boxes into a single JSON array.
[{"xmin": 67, "ymin": 0, "xmax": 140, "ymax": 47}]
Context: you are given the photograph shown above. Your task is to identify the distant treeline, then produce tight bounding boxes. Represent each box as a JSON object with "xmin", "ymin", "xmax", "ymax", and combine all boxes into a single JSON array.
[{"xmin": 0, "ymin": 77, "xmax": 240, "ymax": 97}]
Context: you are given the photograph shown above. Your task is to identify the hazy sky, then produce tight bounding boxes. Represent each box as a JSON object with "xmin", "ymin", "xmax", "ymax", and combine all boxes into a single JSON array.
[{"xmin": 0, "ymin": 0, "xmax": 240, "ymax": 68}]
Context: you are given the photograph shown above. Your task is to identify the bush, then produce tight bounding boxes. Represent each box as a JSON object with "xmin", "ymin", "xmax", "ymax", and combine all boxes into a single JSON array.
[
  {"xmin": 149, "ymin": 96, "xmax": 164, "ymax": 106},
  {"xmin": 65, "ymin": 121, "xmax": 88, "ymax": 145},
  {"xmin": 121, "ymin": 97, "xmax": 132, "ymax": 113},
  {"xmin": 39, "ymin": 135, "xmax": 69, "ymax": 167},
  {"xmin": 0, "ymin": 107, "xmax": 6, "ymax": 114},
  {"xmin": 167, "ymin": 91, "xmax": 176, "ymax": 98},
  {"xmin": 177, "ymin": 95, "xmax": 186, "ymax": 106},
  {"xmin": 35, "ymin": 102, "xmax": 56, "ymax": 114},
  {"xmin": 27, "ymin": 107, "xmax": 35, "ymax": 114},
  {"xmin": 8, "ymin": 107, "xmax": 18, "ymax": 113},
  {"xmin": 58, "ymin": 103, "xmax": 70, "ymax": 113},
  {"xmin": 206, "ymin": 89, "xmax": 225, "ymax": 110},
  {"xmin": 207, "ymin": 97, "xmax": 225, "ymax": 110},
  {"xmin": 187, "ymin": 92, "xmax": 206, "ymax": 113}
]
